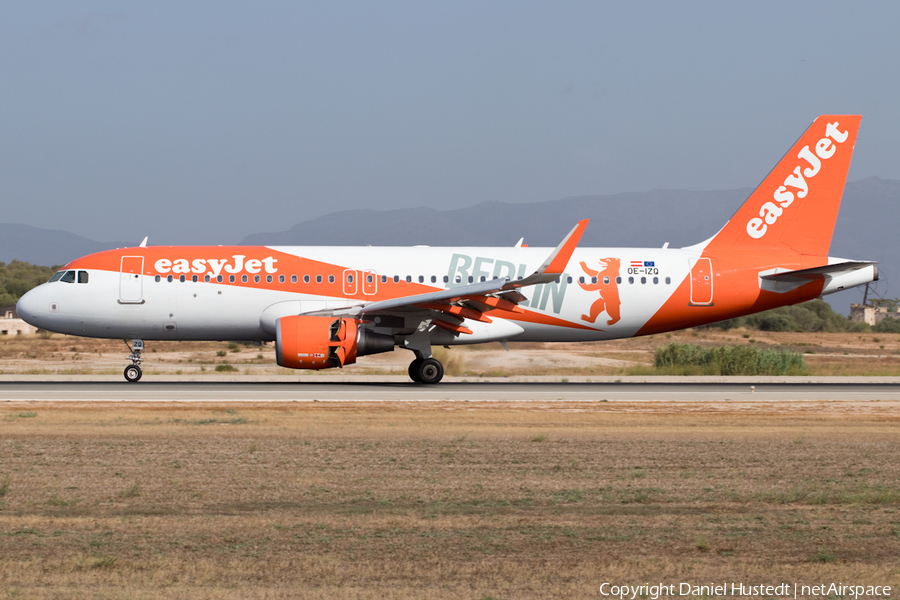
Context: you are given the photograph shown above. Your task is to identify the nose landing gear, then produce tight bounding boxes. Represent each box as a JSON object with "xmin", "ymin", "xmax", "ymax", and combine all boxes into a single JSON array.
[{"xmin": 124, "ymin": 339, "xmax": 144, "ymax": 382}]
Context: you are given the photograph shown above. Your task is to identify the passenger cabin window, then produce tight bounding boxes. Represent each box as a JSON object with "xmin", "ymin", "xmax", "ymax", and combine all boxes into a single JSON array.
[
  {"xmin": 566, "ymin": 276, "xmax": 572, "ymax": 284},
  {"xmin": 304, "ymin": 275, "xmax": 310, "ymax": 283},
  {"xmin": 380, "ymin": 275, "xmax": 387, "ymax": 283},
  {"xmin": 155, "ymin": 275, "xmax": 161, "ymax": 282},
  {"xmin": 579, "ymin": 276, "xmax": 585, "ymax": 284},
  {"xmin": 347, "ymin": 274, "xmax": 354, "ymax": 283},
  {"xmin": 406, "ymin": 275, "xmax": 412, "ymax": 283},
  {"xmin": 603, "ymin": 276, "xmax": 609, "ymax": 284},
  {"xmin": 665, "ymin": 277, "xmax": 671, "ymax": 284},
  {"xmin": 179, "ymin": 275, "xmax": 186, "ymax": 282},
  {"xmin": 468, "ymin": 276, "xmax": 473, "ymax": 283},
  {"xmin": 328, "ymin": 275, "xmax": 334, "ymax": 283},
  {"xmin": 616, "ymin": 277, "xmax": 622, "ymax": 284},
  {"xmin": 316, "ymin": 275, "xmax": 322, "ymax": 283},
  {"xmin": 367, "ymin": 275, "xmax": 373, "ymax": 283},
  {"xmin": 167, "ymin": 275, "xmax": 173, "ymax": 283},
  {"xmin": 278, "ymin": 275, "xmax": 284, "ymax": 283},
  {"xmin": 443, "ymin": 276, "xmax": 449, "ymax": 283},
  {"xmin": 393, "ymin": 276, "xmax": 399, "ymax": 283},
  {"xmin": 229, "ymin": 275, "xmax": 235, "ymax": 283},
  {"xmin": 60, "ymin": 271, "xmax": 76, "ymax": 283},
  {"xmin": 217, "ymin": 275, "xmax": 223, "ymax": 283},
  {"xmin": 418, "ymin": 275, "xmax": 424, "ymax": 283},
  {"xmin": 242, "ymin": 275, "xmax": 248, "ymax": 283},
  {"xmin": 431, "ymin": 275, "xmax": 436, "ymax": 283},
  {"xmin": 290, "ymin": 275, "xmax": 296, "ymax": 283},
  {"xmin": 49, "ymin": 272, "xmax": 64, "ymax": 283},
  {"xmin": 254, "ymin": 275, "xmax": 260, "ymax": 283},
  {"xmin": 204, "ymin": 275, "xmax": 211, "ymax": 282},
  {"xmin": 628, "ymin": 276, "xmax": 634, "ymax": 284}
]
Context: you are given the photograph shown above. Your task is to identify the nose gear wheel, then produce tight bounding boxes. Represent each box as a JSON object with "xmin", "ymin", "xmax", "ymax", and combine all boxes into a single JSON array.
[{"xmin": 124, "ymin": 364, "xmax": 142, "ymax": 382}]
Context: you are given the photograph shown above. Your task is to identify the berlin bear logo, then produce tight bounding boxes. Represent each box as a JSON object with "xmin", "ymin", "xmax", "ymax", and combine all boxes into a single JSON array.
[{"xmin": 578, "ymin": 258, "xmax": 621, "ymax": 326}]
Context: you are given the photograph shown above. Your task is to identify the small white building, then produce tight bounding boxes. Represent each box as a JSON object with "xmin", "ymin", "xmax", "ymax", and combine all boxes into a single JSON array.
[
  {"xmin": 1, "ymin": 305, "xmax": 37, "ymax": 336},
  {"xmin": 850, "ymin": 303, "xmax": 900, "ymax": 327}
]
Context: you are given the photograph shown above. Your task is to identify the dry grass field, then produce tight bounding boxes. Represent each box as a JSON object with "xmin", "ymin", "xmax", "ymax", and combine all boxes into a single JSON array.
[
  {"xmin": 1, "ymin": 401, "xmax": 899, "ymax": 599},
  {"xmin": 2, "ymin": 328, "xmax": 900, "ymax": 377}
]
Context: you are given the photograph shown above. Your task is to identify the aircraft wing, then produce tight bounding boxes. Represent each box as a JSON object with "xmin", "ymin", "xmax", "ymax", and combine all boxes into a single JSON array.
[{"xmin": 323, "ymin": 220, "xmax": 589, "ymax": 334}]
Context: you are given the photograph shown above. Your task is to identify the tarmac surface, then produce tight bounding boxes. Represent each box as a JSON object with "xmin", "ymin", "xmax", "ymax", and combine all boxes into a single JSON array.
[{"xmin": 2, "ymin": 379, "xmax": 900, "ymax": 402}]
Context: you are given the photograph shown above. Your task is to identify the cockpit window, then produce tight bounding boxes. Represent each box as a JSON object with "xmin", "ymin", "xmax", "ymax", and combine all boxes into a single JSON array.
[
  {"xmin": 77, "ymin": 271, "xmax": 89, "ymax": 284},
  {"xmin": 48, "ymin": 272, "xmax": 64, "ymax": 283},
  {"xmin": 60, "ymin": 271, "xmax": 76, "ymax": 283}
]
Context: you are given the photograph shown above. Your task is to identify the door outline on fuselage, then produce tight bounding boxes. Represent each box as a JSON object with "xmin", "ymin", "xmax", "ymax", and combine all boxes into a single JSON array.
[
  {"xmin": 689, "ymin": 257, "xmax": 714, "ymax": 306},
  {"xmin": 343, "ymin": 269, "xmax": 358, "ymax": 296},
  {"xmin": 362, "ymin": 270, "xmax": 377, "ymax": 295},
  {"xmin": 118, "ymin": 256, "xmax": 145, "ymax": 304}
]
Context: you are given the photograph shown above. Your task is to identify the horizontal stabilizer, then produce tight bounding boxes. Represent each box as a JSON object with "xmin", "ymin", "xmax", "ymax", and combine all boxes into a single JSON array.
[
  {"xmin": 759, "ymin": 261, "xmax": 878, "ymax": 296},
  {"xmin": 759, "ymin": 261, "xmax": 877, "ymax": 282}
]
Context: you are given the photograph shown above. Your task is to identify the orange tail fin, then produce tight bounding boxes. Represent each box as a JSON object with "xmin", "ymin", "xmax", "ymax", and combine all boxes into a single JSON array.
[{"xmin": 705, "ymin": 115, "xmax": 861, "ymax": 256}]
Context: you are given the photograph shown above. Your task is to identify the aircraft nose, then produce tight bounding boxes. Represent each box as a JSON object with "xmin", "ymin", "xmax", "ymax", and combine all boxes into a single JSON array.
[{"xmin": 16, "ymin": 287, "xmax": 43, "ymax": 327}]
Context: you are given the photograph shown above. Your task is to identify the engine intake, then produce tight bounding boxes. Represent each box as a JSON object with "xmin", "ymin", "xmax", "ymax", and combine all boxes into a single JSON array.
[{"xmin": 275, "ymin": 316, "xmax": 394, "ymax": 370}]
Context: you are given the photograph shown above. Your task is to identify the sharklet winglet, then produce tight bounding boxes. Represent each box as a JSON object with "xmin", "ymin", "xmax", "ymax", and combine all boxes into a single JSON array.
[{"xmin": 503, "ymin": 220, "xmax": 588, "ymax": 290}]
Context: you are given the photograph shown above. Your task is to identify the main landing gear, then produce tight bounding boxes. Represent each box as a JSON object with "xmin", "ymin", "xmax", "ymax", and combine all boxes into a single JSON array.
[
  {"xmin": 408, "ymin": 357, "xmax": 444, "ymax": 384},
  {"xmin": 124, "ymin": 339, "xmax": 144, "ymax": 382}
]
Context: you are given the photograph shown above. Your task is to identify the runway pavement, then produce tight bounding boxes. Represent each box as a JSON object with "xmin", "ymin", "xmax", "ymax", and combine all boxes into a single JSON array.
[{"xmin": 2, "ymin": 380, "xmax": 900, "ymax": 402}]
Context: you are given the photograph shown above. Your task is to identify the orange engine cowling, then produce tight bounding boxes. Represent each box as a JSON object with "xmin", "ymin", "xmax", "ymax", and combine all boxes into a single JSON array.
[{"xmin": 275, "ymin": 315, "xmax": 394, "ymax": 370}]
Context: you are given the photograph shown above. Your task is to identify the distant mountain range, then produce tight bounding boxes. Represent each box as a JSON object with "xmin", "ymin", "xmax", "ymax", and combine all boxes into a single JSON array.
[
  {"xmin": 0, "ymin": 224, "xmax": 131, "ymax": 267},
  {"xmin": 4, "ymin": 177, "xmax": 897, "ymax": 305},
  {"xmin": 240, "ymin": 178, "xmax": 899, "ymax": 270},
  {"xmin": 241, "ymin": 187, "xmax": 753, "ymax": 249}
]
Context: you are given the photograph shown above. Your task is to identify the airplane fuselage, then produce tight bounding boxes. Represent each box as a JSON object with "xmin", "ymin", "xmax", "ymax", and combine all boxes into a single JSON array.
[{"xmin": 17, "ymin": 243, "xmax": 872, "ymax": 344}]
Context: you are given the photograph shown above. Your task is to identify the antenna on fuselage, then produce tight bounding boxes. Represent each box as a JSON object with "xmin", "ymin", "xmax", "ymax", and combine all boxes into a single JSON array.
[{"xmin": 139, "ymin": 237, "xmax": 148, "ymax": 248}]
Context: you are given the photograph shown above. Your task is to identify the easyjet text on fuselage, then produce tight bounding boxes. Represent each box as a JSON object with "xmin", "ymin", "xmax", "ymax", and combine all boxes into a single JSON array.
[{"xmin": 154, "ymin": 255, "xmax": 279, "ymax": 277}]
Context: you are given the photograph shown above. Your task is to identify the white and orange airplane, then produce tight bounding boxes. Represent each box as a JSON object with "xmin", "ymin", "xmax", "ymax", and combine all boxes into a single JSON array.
[{"xmin": 17, "ymin": 115, "xmax": 877, "ymax": 383}]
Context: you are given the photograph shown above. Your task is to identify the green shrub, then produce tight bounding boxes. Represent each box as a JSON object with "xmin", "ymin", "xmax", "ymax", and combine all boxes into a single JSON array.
[
  {"xmin": 0, "ymin": 261, "xmax": 59, "ymax": 307},
  {"xmin": 874, "ymin": 318, "xmax": 900, "ymax": 333},
  {"xmin": 215, "ymin": 364, "xmax": 238, "ymax": 372},
  {"xmin": 704, "ymin": 299, "xmax": 865, "ymax": 333},
  {"xmin": 654, "ymin": 343, "xmax": 807, "ymax": 375}
]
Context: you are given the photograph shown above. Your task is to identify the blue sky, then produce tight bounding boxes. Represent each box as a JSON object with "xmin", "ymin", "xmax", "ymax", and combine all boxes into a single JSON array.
[{"xmin": 1, "ymin": 1, "xmax": 898, "ymax": 244}]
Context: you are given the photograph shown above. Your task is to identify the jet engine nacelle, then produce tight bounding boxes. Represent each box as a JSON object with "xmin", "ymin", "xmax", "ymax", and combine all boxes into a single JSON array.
[{"xmin": 275, "ymin": 316, "xmax": 394, "ymax": 370}]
